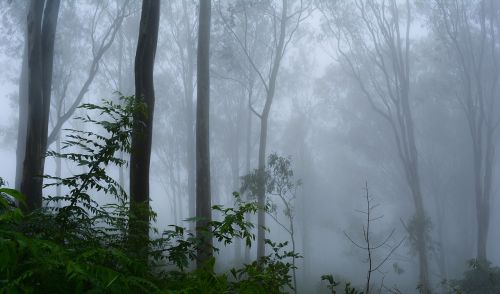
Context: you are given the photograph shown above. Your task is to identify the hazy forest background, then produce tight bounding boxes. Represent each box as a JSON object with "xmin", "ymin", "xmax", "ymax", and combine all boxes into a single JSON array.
[{"xmin": 1, "ymin": 0, "xmax": 500, "ymax": 293}]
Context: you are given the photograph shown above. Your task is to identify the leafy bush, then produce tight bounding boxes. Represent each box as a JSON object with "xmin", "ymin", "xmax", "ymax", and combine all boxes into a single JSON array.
[
  {"xmin": 321, "ymin": 274, "xmax": 363, "ymax": 294},
  {"xmin": 449, "ymin": 259, "xmax": 500, "ymax": 294},
  {"xmin": 0, "ymin": 96, "xmax": 298, "ymax": 293}
]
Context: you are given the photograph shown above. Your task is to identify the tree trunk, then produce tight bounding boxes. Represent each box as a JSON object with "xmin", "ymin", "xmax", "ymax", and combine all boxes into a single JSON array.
[
  {"xmin": 256, "ymin": 0, "xmax": 288, "ymax": 260},
  {"xmin": 118, "ymin": 26, "xmax": 125, "ymax": 189},
  {"xmin": 20, "ymin": 0, "xmax": 60, "ymax": 211},
  {"xmin": 16, "ymin": 38, "xmax": 28, "ymax": 190},
  {"xmin": 233, "ymin": 94, "xmax": 245, "ymax": 263},
  {"xmin": 475, "ymin": 130, "xmax": 494, "ymax": 260},
  {"xmin": 55, "ymin": 135, "xmax": 62, "ymax": 198},
  {"xmin": 244, "ymin": 86, "xmax": 253, "ymax": 263},
  {"xmin": 179, "ymin": 0, "xmax": 197, "ymax": 228},
  {"xmin": 196, "ymin": 0, "xmax": 212, "ymax": 267},
  {"xmin": 129, "ymin": 0, "xmax": 160, "ymax": 254},
  {"xmin": 410, "ymin": 181, "xmax": 430, "ymax": 294},
  {"xmin": 477, "ymin": 201, "xmax": 490, "ymax": 260},
  {"xmin": 40, "ymin": 0, "xmax": 60, "ymax": 149},
  {"xmin": 434, "ymin": 0, "xmax": 498, "ymax": 263}
]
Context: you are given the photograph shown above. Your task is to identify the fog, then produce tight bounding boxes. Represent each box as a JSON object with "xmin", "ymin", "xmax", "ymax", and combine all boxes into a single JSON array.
[{"xmin": 1, "ymin": 0, "xmax": 500, "ymax": 293}]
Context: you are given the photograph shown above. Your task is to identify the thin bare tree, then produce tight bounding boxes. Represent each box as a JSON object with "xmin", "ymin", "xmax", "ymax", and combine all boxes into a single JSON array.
[
  {"xmin": 319, "ymin": 0, "xmax": 431, "ymax": 292},
  {"xmin": 344, "ymin": 183, "xmax": 405, "ymax": 294},
  {"xmin": 46, "ymin": 0, "xmax": 130, "ymax": 148},
  {"xmin": 218, "ymin": 0, "xmax": 310, "ymax": 259}
]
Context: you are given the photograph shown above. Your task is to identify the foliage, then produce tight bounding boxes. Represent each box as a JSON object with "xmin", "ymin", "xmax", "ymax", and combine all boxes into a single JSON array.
[
  {"xmin": 404, "ymin": 213, "xmax": 433, "ymax": 255},
  {"xmin": 321, "ymin": 274, "xmax": 364, "ymax": 294},
  {"xmin": 0, "ymin": 96, "xmax": 159, "ymax": 293},
  {"xmin": 448, "ymin": 259, "xmax": 500, "ymax": 294},
  {"xmin": 230, "ymin": 239, "xmax": 300, "ymax": 293},
  {"xmin": 241, "ymin": 153, "xmax": 302, "ymax": 292},
  {"xmin": 240, "ymin": 153, "xmax": 301, "ymax": 223},
  {"xmin": 0, "ymin": 97, "xmax": 299, "ymax": 293}
]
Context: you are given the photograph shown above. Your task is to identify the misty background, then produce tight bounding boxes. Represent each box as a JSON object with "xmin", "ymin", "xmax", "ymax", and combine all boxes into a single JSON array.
[{"xmin": 2, "ymin": 0, "xmax": 500, "ymax": 293}]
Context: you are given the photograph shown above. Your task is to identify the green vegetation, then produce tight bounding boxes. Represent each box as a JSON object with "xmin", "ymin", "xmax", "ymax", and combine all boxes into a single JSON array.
[
  {"xmin": 0, "ymin": 97, "xmax": 299, "ymax": 293},
  {"xmin": 1, "ymin": 97, "xmax": 497, "ymax": 293},
  {"xmin": 444, "ymin": 259, "xmax": 500, "ymax": 294}
]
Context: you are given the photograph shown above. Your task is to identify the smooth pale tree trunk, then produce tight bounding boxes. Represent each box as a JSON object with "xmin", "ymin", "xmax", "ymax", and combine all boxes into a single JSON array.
[
  {"xmin": 55, "ymin": 135, "xmax": 62, "ymax": 198},
  {"xmin": 195, "ymin": 0, "xmax": 212, "ymax": 267},
  {"xmin": 186, "ymin": 97, "xmax": 196, "ymax": 225},
  {"xmin": 180, "ymin": 0, "xmax": 197, "ymax": 228},
  {"xmin": 16, "ymin": 40, "xmax": 28, "ymax": 190},
  {"xmin": 474, "ymin": 136, "xmax": 494, "ymax": 260},
  {"xmin": 401, "ymin": 83, "xmax": 430, "ymax": 293},
  {"xmin": 232, "ymin": 92, "xmax": 245, "ymax": 263},
  {"xmin": 20, "ymin": 0, "xmax": 60, "ymax": 211},
  {"xmin": 244, "ymin": 87, "xmax": 253, "ymax": 263},
  {"xmin": 129, "ymin": 0, "xmax": 160, "ymax": 254},
  {"xmin": 408, "ymin": 177, "xmax": 430, "ymax": 293},
  {"xmin": 256, "ymin": 0, "xmax": 287, "ymax": 260},
  {"xmin": 118, "ymin": 28, "xmax": 125, "ymax": 189}
]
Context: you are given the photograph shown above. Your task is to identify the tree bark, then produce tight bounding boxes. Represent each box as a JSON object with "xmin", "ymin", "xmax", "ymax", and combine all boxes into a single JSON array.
[
  {"xmin": 20, "ymin": 0, "xmax": 60, "ymax": 211},
  {"xmin": 129, "ymin": 0, "xmax": 160, "ymax": 254},
  {"xmin": 196, "ymin": 0, "xmax": 212, "ymax": 267}
]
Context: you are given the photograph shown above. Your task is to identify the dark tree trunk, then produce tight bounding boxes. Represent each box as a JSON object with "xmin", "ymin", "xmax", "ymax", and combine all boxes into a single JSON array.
[
  {"xmin": 40, "ymin": 0, "xmax": 60, "ymax": 148},
  {"xmin": 196, "ymin": 0, "xmax": 212, "ymax": 267},
  {"xmin": 20, "ymin": 0, "xmax": 60, "ymax": 211},
  {"xmin": 129, "ymin": 0, "xmax": 160, "ymax": 254}
]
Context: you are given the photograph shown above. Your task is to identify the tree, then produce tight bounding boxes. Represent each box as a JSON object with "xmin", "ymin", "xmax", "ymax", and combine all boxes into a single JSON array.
[
  {"xmin": 20, "ymin": 0, "xmax": 60, "ymax": 211},
  {"xmin": 218, "ymin": 0, "xmax": 309, "ymax": 260},
  {"xmin": 128, "ymin": 0, "xmax": 160, "ymax": 254},
  {"xmin": 196, "ymin": 0, "xmax": 213, "ymax": 267},
  {"xmin": 178, "ymin": 1, "xmax": 197, "ymax": 226},
  {"xmin": 343, "ymin": 183, "xmax": 405, "ymax": 294},
  {"xmin": 319, "ymin": 0, "xmax": 431, "ymax": 292},
  {"xmin": 265, "ymin": 154, "xmax": 301, "ymax": 292},
  {"xmin": 430, "ymin": 0, "xmax": 499, "ymax": 261},
  {"xmin": 46, "ymin": 0, "xmax": 130, "ymax": 148},
  {"xmin": 162, "ymin": 0, "xmax": 198, "ymax": 228},
  {"xmin": 16, "ymin": 0, "xmax": 131, "ymax": 193}
]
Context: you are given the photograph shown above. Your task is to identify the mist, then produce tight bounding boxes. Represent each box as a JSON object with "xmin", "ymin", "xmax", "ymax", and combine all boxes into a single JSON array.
[{"xmin": 1, "ymin": 0, "xmax": 500, "ymax": 293}]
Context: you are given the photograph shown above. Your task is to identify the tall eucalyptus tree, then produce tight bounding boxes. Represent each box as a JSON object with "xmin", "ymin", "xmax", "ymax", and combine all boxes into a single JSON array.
[
  {"xmin": 129, "ymin": 0, "xmax": 160, "ymax": 253},
  {"xmin": 20, "ymin": 0, "xmax": 60, "ymax": 211}
]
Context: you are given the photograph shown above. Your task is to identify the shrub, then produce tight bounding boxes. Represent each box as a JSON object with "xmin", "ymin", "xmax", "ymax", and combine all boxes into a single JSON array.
[{"xmin": 0, "ymin": 96, "xmax": 298, "ymax": 293}]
